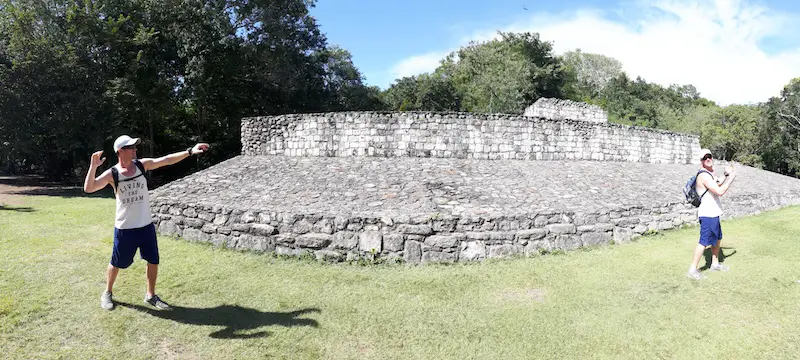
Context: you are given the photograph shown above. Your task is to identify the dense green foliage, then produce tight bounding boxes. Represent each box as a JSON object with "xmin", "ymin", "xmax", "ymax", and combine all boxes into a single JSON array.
[
  {"xmin": 1, "ymin": 3, "xmax": 799, "ymax": 181},
  {"xmin": 0, "ymin": 0, "xmax": 383, "ymax": 182}
]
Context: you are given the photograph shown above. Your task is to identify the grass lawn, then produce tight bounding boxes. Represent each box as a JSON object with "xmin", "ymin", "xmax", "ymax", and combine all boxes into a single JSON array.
[{"xmin": 2, "ymin": 194, "xmax": 800, "ymax": 359}]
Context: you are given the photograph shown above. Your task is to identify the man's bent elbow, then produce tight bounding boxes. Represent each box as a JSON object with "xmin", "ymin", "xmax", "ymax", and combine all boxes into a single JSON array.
[{"xmin": 84, "ymin": 182, "xmax": 102, "ymax": 193}]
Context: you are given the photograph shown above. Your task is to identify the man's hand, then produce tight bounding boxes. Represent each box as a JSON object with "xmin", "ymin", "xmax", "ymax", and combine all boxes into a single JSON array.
[
  {"xmin": 724, "ymin": 164, "xmax": 736, "ymax": 177},
  {"xmin": 191, "ymin": 143, "xmax": 210, "ymax": 155},
  {"xmin": 90, "ymin": 150, "xmax": 106, "ymax": 168}
]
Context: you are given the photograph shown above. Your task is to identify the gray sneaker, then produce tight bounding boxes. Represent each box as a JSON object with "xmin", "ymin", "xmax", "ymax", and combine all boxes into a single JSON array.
[
  {"xmin": 686, "ymin": 269, "xmax": 705, "ymax": 280},
  {"xmin": 710, "ymin": 264, "xmax": 730, "ymax": 272},
  {"xmin": 100, "ymin": 291, "xmax": 114, "ymax": 310},
  {"xmin": 144, "ymin": 294, "xmax": 172, "ymax": 310}
]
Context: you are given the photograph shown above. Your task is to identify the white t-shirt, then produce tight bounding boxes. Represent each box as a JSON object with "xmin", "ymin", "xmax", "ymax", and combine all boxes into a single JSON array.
[
  {"xmin": 696, "ymin": 170, "xmax": 723, "ymax": 218},
  {"xmin": 114, "ymin": 164, "xmax": 152, "ymax": 229}
]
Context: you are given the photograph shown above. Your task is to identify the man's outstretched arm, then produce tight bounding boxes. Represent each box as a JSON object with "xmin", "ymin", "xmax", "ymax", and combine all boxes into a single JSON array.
[{"xmin": 140, "ymin": 143, "xmax": 210, "ymax": 171}]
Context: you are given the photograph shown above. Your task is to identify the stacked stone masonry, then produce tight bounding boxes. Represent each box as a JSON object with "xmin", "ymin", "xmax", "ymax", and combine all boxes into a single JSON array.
[
  {"xmin": 153, "ymin": 195, "xmax": 800, "ymax": 265},
  {"xmin": 151, "ymin": 105, "xmax": 800, "ymax": 265},
  {"xmin": 523, "ymin": 97, "xmax": 608, "ymax": 123},
  {"xmin": 241, "ymin": 111, "xmax": 698, "ymax": 164},
  {"xmin": 151, "ymin": 156, "xmax": 800, "ymax": 265}
]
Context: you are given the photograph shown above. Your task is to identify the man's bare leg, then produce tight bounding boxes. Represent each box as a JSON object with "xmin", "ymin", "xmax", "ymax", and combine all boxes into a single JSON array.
[
  {"xmin": 106, "ymin": 264, "xmax": 119, "ymax": 292},
  {"xmin": 710, "ymin": 240, "xmax": 729, "ymax": 271},
  {"xmin": 690, "ymin": 244, "xmax": 705, "ymax": 271},
  {"xmin": 101, "ymin": 264, "xmax": 119, "ymax": 310},
  {"xmin": 686, "ymin": 243, "xmax": 707, "ymax": 279},
  {"xmin": 711, "ymin": 240, "xmax": 721, "ymax": 267},
  {"xmin": 146, "ymin": 263, "xmax": 158, "ymax": 297},
  {"xmin": 144, "ymin": 263, "xmax": 171, "ymax": 309}
]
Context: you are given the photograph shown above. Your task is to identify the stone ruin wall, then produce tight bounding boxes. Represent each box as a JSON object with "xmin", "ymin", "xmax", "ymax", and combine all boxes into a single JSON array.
[
  {"xmin": 241, "ymin": 111, "xmax": 698, "ymax": 164},
  {"xmin": 523, "ymin": 98, "xmax": 608, "ymax": 123},
  {"xmin": 150, "ymin": 107, "xmax": 800, "ymax": 265},
  {"xmin": 152, "ymin": 186, "xmax": 799, "ymax": 265}
]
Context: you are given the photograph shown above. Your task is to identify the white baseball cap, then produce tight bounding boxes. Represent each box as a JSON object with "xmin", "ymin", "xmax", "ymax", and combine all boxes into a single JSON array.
[
  {"xmin": 699, "ymin": 148, "xmax": 713, "ymax": 160},
  {"xmin": 113, "ymin": 135, "xmax": 141, "ymax": 153}
]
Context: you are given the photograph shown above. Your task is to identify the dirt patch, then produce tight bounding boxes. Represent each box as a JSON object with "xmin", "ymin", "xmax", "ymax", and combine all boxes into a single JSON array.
[
  {"xmin": 0, "ymin": 175, "xmax": 87, "ymax": 207},
  {"xmin": 157, "ymin": 339, "xmax": 199, "ymax": 360},
  {"xmin": 498, "ymin": 288, "xmax": 547, "ymax": 303},
  {"xmin": 0, "ymin": 176, "xmax": 43, "ymax": 205},
  {"xmin": 0, "ymin": 175, "xmax": 107, "ymax": 205}
]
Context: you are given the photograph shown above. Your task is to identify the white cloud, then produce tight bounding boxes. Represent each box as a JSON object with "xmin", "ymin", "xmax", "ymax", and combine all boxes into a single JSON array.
[
  {"xmin": 386, "ymin": 0, "xmax": 800, "ymax": 105},
  {"xmin": 387, "ymin": 52, "xmax": 450, "ymax": 82}
]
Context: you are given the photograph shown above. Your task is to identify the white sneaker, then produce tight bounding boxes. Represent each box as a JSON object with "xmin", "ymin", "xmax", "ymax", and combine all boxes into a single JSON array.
[
  {"xmin": 100, "ymin": 291, "xmax": 114, "ymax": 310},
  {"xmin": 710, "ymin": 264, "xmax": 730, "ymax": 272},
  {"xmin": 686, "ymin": 269, "xmax": 705, "ymax": 280}
]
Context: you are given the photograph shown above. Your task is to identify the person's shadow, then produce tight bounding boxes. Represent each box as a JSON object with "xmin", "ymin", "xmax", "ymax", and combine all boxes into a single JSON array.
[
  {"xmin": 699, "ymin": 246, "xmax": 737, "ymax": 271},
  {"xmin": 118, "ymin": 302, "xmax": 320, "ymax": 339},
  {"xmin": 0, "ymin": 204, "xmax": 34, "ymax": 212}
]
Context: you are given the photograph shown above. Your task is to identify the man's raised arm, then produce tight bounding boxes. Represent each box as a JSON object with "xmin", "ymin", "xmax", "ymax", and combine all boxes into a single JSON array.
[
  {"xmin": 701, "ymin": 166, "xmax": 737, "ymax": 196},
  {"xmin": 84, "ymin": 150, "xmax": 111, "ymax": 193}
]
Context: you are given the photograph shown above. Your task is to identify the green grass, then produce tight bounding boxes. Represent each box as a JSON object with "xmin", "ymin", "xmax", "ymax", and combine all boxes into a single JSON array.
[{"xmin": 2, "ymin": 195, "xmax": 800, "ymax": 359}]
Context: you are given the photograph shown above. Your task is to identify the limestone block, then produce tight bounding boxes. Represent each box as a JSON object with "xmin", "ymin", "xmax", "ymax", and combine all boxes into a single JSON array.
[
  {"xmin": 488, "ymin": 244, "xmax": 522, "ymax": 258},
  {"xmin": 296, "ymin": 233, "xmax": 333, "ymax": 249},
  {"xmin": 460, "ymin": 241, "xmax": 486, "ymax": 261},
  {"xmin": 359, "ymin": 231, "xmax": 382, "ymax": 252},
  {"xmin": 404, "ymin": 241, "xmax": 422, "ymax": 264},
  {"xmin": 383, "ymin": 234, "xmax": 405, "ymax": 252},
  {"xmin": 581, "ymin": 231, "xmax": 611, "ymax": 246},
  {"xmin": 422, "ymin": 251, "xmax": 457, "ymax": 264}
]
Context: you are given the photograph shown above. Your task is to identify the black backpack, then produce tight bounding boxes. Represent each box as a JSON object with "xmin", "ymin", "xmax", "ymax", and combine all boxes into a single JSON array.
[
  {"xmin": 683, "ymin": 169, "xmax": 712, "ymax": 207},
  {"xmin": 110, "ymin": 159, "xmax": 149, "ymax": 193}
]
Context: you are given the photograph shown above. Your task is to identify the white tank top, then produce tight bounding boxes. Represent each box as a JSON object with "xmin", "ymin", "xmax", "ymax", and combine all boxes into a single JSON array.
[
  {"xmin": 696, "ymin": 171, "xmax": 723, "ymax": 218},
  {"xmin": 114, "ymin": 163, "xmax": 152, "ymax": 229}
]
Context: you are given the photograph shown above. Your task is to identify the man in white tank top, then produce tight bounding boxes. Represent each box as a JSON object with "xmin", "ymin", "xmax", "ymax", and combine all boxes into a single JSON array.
[
  {"xmin": 83, "ymin": 135, "xmax": 209, "ymax": 310},
  {"xmin": 687, "ymin": 149, "xmax": 738, "ymax": 280}
]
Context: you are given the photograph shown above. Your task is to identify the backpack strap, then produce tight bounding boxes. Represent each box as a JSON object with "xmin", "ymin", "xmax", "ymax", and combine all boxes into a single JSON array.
[
  {"xmin": 111, "ymin": 166, "xmax": 119, "ymax": 193},
  {"xmin": 695, "ymin": 169, "xmax": 713, "ymax": 199},
  {"xmin": 111, "ymin": 161, "xmax": 149, "ymax": 194},
  {"xmin": 134, "ymin": 159, "xmax": 151, "ymax": 186}
]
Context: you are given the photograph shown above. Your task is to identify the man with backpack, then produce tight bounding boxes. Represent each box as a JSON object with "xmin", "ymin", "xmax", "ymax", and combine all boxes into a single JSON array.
[
  {"xmin": 687, "ymin": 149, "xmax": 737, "ymax": 280},
  {"xmin": 83, "ymin": 135, "xmax": 209, "ymax": 310}
]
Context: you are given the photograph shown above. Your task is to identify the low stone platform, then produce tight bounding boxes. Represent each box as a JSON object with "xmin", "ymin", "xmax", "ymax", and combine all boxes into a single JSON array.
[{"xmin": 150, "ymin": 155, "xmax": 800, "ymax": 264}]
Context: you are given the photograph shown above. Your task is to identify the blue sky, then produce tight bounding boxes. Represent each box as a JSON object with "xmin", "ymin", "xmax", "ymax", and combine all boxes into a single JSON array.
[{"xmin": 310, "ymin": 0, "xmax": 800, "ymax": 105}]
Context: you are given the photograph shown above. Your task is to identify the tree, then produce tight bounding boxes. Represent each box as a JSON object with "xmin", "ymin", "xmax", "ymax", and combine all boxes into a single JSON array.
[
  {"xmin": 775, "ymin": 77, "xmax": 800, "ymax": 131},
  {"xmin": 384, "ymin": 76, "xmax": 421, "ymax": 111},
  {"xmin": 415, "ymin": 73, "xmax": 460, "ymax": 111},
  {"xmin": 0, "ymin": 0, "xmax": 376, "ymax": 182},
  {"xmin": 759, "ymin": 78, "xmax": 800, "ymax": 176},
  {"xmin": 699, "ymin": 105, "xmax": 761, "ymax": 164},
  {"xmin": 437, "ymin": 31, "xmax": 567, "ymax": 114},
  {"xmin": 383, "ymin": 73, "xmax": 460, "ymax": 111},
  {"xmin": 322, "ymin": 46, "xmax": 386, "ymax": 111},
  {"xmin": 561, "ymin": 49, "xmax": 623, "ymax": 101}
]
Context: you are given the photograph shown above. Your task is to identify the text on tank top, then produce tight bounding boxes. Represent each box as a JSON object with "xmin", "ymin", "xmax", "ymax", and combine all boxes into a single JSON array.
[{"xmin": 114, "ymin": 164, "xmax": 152, "ymax": 229}]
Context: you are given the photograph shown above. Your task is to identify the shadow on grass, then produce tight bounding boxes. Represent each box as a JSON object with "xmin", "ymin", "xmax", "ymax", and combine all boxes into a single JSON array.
[
  {"xmin": 0, "ymin": 204, "xmax": 35, "ymax": 212},
  {"xmin": 118, "ymin": 302, "xmax": 321, "ymax": 339},
  {"xmin": 699, "ymin": 246, "xmax": 737, "ymax": 271},
  {"xmin": 0, "ymin": 175, "xmax": 114, "ymax": 199}
]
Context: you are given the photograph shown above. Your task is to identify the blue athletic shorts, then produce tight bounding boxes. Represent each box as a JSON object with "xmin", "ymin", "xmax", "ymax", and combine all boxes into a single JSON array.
[
  {"xmin": 111, "ymin": 223, "xmax": 159, "ymax": 268},
  {"xmin": 698, "ymin": 216, "xmax": 722, "ymax": 247}
]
